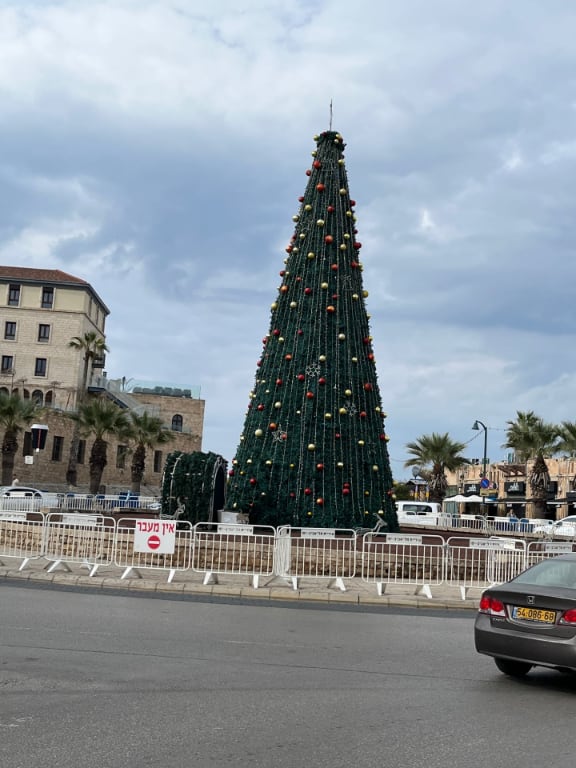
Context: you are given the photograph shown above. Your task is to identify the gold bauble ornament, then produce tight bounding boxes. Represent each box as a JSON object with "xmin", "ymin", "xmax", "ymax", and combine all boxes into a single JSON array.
[
  {"xmin": 339, "ymin": 407, "xmax": 347, "ymax": 415},
  {"xmin": 308, "ymin": 443, "xmax": 316, "ymax": 451},
  {"xmin": 255, "ymin": 429, "xmax": 263, "ymax": 437},
  {"xmin": 345, "ymin": 388, "xmax": 352, "ymax": 396}
]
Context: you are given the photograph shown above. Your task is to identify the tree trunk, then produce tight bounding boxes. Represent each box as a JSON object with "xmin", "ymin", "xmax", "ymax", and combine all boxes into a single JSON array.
[
  {"xmin": 1, "ymin": 430, "xmax": 18, "ymax": 486},
  {"xmin": 89, "ymin": 438, "xmax": 108, "ymax": 495},
  {"xmin": 66, "ymin": 425, "xmax": 80, "ymax": 486},
  {"xmin": 130, "ymin": 444, "xmax": 146, "ymax": 495}
]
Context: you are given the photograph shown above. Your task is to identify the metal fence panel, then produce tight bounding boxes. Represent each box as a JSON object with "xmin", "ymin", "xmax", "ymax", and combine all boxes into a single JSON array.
[
  {"xmin": 445, "ymin": 536, "xmax": 527, "ymax": 598},
  {"xmin": 193, "ymin": 522, "xmax": 276, "ymax": 588},
  {"xmin": 361, "ymin": 532, "xmax": 445, "ymax": 597},
  {"xmin": 0, "ymin": 512, "xmax": 46, "ymax": 570},
  {"xmin": 43, "ymin": 512, "xmax": 116, "ymax": 576},
  {"xmin": 114, "ymin": 518, "xmax": 193, "ymax": 582},
  {"xmin": 275, "ymin": 527, "xmax": 357, "ymax": 591}
]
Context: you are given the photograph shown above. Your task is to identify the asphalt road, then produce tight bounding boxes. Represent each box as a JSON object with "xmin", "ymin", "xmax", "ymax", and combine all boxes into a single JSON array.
[{"xmin": 2, "ymin": 581, "xmax": 576, "ymax": 768}]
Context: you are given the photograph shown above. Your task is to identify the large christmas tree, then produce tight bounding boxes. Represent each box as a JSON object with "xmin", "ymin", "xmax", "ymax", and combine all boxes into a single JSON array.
[{"xmin": 227, "ymin": 130, "xmax": 398, "ymax": 531}]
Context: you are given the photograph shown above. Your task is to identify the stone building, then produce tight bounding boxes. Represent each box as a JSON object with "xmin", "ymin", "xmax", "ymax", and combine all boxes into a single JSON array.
[{"xmin": 0, "ymin": 266, "xmax": 204, "ymax": 493}]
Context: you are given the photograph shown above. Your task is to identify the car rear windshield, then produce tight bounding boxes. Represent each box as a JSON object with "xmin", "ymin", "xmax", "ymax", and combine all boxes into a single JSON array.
[{"xmin": 513, "ymin": 559, "xmax": 576, "ymax": 588}]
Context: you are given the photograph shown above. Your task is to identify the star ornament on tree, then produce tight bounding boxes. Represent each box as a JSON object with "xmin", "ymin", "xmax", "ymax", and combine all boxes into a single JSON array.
[
  {"xmin": 305, "ymin": 362, "xmax": 321, "ymax": 377},
  {"xmin": 272, "ymin": 428, "xmax": 288, "ymax": 443}
]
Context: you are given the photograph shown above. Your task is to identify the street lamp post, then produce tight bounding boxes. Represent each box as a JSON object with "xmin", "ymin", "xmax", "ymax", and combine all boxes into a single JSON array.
[{"xmin": 472, "ymin": 420, "xmax": 488, "ymax": 511}]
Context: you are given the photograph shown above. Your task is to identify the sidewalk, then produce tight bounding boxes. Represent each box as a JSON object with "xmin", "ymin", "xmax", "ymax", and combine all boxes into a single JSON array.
[{"xmin": 0, "ymin": 558, "xmax": 480, "ymax": 610}]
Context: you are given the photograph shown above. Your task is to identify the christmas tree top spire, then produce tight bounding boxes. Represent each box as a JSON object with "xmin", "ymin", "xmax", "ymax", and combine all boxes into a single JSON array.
[{"xmin": 226, "ymin": 130, "xmax": 398, "ymax": 531}]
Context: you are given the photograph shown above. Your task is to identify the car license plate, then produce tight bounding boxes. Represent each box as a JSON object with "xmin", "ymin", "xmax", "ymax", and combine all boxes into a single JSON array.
[{"xmin": 512, "ymin": 606, "xmax": 556, "ymax": 624}]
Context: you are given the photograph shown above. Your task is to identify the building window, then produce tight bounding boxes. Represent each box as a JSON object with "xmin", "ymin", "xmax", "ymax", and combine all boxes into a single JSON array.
[
  {"xmin": 1, "ymin": 355, "xmax": 14, "ymax": 373},
  {"xmin": 116, "ymin": 444, "xmax": 128, "ymax": 469},
  {"xmin": 38, "ymin": 324, "xmax": 51, "ymax": 342},
  {"xmin": 31, "ymin": 390, "xmax": 44, "ymax": 406},
  {"xmin": 153, "ymin": 450, "xmax": 163, "ymax": 473},
  {"xmin": 51, "ymin": 436, "xmax": 64, "ymax": 462},
  {"xmin": 41, "ymin": 287, "xmax": 54, "ymax": 309},
  {"xmin": 4, "ymin": 321, "xmax": 16, "ymax": 340},
  {"xmin": 171, "ymin": 414, "xmax": 183, "ymax": 432},
  {"xmin": 22, "ymin": 432, "xmax": 32, "ymax": 456},
  {"xmin": 77, "ymin": 440, "xmax": 86, "ymax": 465},
  {"xmin": 8, "ymin": 284, "xmax": 20, "ymax": 306},
  {"xmin": 34, "ymin": 358, "xmax": 47, "ymax": 377}
]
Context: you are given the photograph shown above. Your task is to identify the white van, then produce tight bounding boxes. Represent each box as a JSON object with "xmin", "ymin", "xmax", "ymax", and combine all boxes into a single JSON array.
[{"xmin": 395, "ymin": 501, "xmax": 443, "ymax": 527}]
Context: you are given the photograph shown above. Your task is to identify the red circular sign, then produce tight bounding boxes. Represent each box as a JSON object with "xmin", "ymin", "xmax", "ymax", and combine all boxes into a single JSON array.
[{"xmin": 148, "ymin": 535, "xmax": 161, "ymax": 550}]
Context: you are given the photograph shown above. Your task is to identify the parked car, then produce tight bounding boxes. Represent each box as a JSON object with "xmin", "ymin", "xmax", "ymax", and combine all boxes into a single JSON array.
[
  {"xmin": 0, "ymin": 486, "xmax": 46, "ymax": 512},
  {"xmin": 475, "ymin": 554, "xmax": 576, "ymax": 677},
  {"xmin": 395, "ymin": 501, "xmax": 444, "ymax": 527},
  {"xmin": 532, "ymin": 515, "xmax": 576, "ymax": 537}
]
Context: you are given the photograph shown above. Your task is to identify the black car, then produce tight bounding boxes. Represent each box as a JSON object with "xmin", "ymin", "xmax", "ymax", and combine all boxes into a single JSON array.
[{"xmin": 475, "ymin": 554, "xmax": 576, "ymax": 677}]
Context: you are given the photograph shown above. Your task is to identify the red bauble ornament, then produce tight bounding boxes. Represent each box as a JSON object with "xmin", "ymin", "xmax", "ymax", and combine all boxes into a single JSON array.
[
  {"xmin": 359, "ymin": 411, "xmax": 367, "ymax": 418},
  {"xmin": 285, "ymin": 245, "xmax": 293, "ymax": 253},
  {"xmin": 332, "ymin": 293, "xmax": 338, "ymax": 300},
  {"xmin": 343, "ymin": 482, "xmax": 351, "ymax": 488},
  {"xmin": 249, "ymin": 478, "xmax": 257, "ymax": 486},
  {"xmin": 306, "ymin": 391, "xmax": 314, "ymax": 399},
  {"xmin": 364, "ymin": 383, "xmax": 373, "ymax": 391},
  {"xmin": 272, "ymin": 329, "xmax": 280, "ymax": 336},
  {"xmin": 285, "ymin": 354, "xmax": 292, "ymax": 361},
  {"xmin": 368, "ymin": 353, "xmax": 374, "ymax": 361},
  {"xmin": 326, "ymin": 305, "xmax": 335, "ymax": 313},
  {"xmin": 279, "ymin": 270, "xmax": 286, "ymax": 277},
  {"xmin": 316, "ymin": 498, "xmax": 324, "ymax": 506},
  {"xmin": 256, "ymin": 360, "xmax": 262, "ymax": 367},
  {"xmin": 316, "ymin": 463, "xmax": 324, "ymax": 471},
  {"xmin": 306, "ymin": 169, "xmax": 312, "ymax": 176},
  {"xmin": 318, "ymin": 377, "xmax": 326, "ymax": 385},
  {"xmin": 327, "ymin": 205, "xmax": 335, "ymax": 213},
  {"xmin": 316, "ymin": 183, "xmax": 325, "ymax": 192},
  {"xmin": 350, "ymin": 199, "xmax": 356, "ymax": 206},
  {"xmin": 331, "ymin": 263, "xmax": 338, "ymax": 271},
  {"xmin": 324, "ymin": 235, "xmax": 333, "ymax": 244},
  {"xmin": 298, "ymin": 196, "xmax": 304, "ymax": 202},
  {"xmin": 313, "ymin": 160, "xmax": 321, "ymax": 169},
  {"xmin": 379, "ymin": 434, "xmax": 387, "ymax": 440},
  {"xmin": 280, "ymin": 285, "xmax": 288, "ymax": 293},
  {"xmin": 363, "ymin": 337, "xmax": 371, "ymax": 344},
  {"xmin": 335, "ymin": 433, "xmax": 341, "ymax": 439},
  {"xmin": 304, "ymin": 287, "xmax": 312, "ymax": 295},
  {"xmin": 276, "ymin": 378, "xmax": 283, "ymax": 386},
  {"xmin": 342, "ymin": 488, "xmax": 350, "ymax": 496},
  {"xmin": 354, "ymin": 242, "xmax": 362, "ymax": 250},
  {"xmin": 304, "ymin": 487, "xmax": 312, "ymax": 496},
  {"xmin": 350, "ymin": 261, "xmax": 358, "ymax": 269},
  {"xmin": 257, "ymin": 404, "xmax": 264, "ymax": 411},
  {"xmin": 290, "ymin": 492, "xmax": 296, "ymax": 498},
  {"xmin": 269, "ymin": 423, "xmax": 277, "ymax": 430},
  {"xmin": 297, "ymin": 329, "xmax": 303, "ymax": 335},
  {"xmin": 297, "ymin": 374, "xmax": 305, "ymax": 381},
  {"xmin": 228, "ymin": 469, "xmax": 235, "ymax": 476}
]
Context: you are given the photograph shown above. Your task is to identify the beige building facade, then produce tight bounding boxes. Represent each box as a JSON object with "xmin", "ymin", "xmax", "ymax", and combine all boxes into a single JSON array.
[
  {"xmin": 0, "ymin": 266, "xmax": 204, "ymax": 494},
  {"xmin": 443, "ymin": 457, "xmax": 576, "ymax": 520}
]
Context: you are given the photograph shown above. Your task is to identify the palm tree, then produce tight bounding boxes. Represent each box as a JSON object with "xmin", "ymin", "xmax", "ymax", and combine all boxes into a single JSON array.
[
  {"xmin": 73, "ymin": 397, "xmax": 130, "ymax": 494},
  {"xmin": 557, "ymin": 421, "xmax": 576, "ymax": 458},
  {"xmin": 503, "ymin": 411, "xmax": 559, "ymax": 518},
  {"xmin": 66, "ymin": 332, "xmax": 109, "ymax": 486},
  {"xmin": 128, "ymin": 411, "xmax": 173, "ymax": 495},
  {"xmin": 0, "ymin": 392, "xmax": 40, "ymax": 485},
  {"xmin": 404, "ymin": 432, "xmax": 468, "ymax": 503}
]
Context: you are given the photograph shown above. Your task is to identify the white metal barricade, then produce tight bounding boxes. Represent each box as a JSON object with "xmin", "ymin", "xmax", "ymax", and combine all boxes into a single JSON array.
[
  {"xmin": 525, "ymin": 540, "xmax": 576, "ymax": 568},
  {"xmin": 445, "ymin": 536, "xmax": 527, "ymax": 599},
  {"xmin": 0, "ymin": 512, "xmax": 46, "ymax": 570},
  {"xmin": 193, "ymin": 522, "xmax": 276, "ymax": 588},
  {"xmin": 43, "ymin": 512, "xmax": 116, "ymax": 577},
  {"xmin": 275, "ymin": 526, "xmax": 357, "ymax": 591},
  {"xmin": 361, "ymin": 532, "xmax": 445, "ymax": 598},
  {"xmin": 114, "ymin": 518, "xmax": 193, "ymax": 582}
]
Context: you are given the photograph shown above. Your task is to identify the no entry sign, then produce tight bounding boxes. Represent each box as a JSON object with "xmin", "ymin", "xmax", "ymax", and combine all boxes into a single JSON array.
[{"xmin": 133, "ymin": 520, "xmax": 176, "ymax": 554}]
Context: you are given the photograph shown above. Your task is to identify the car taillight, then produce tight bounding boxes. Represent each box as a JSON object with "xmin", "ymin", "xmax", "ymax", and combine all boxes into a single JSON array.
[
  {"xmin": 560, "ymin": 609, "xmax": 576, "ymax": 625},
  {"xmin": 479, "ymin": 594, "xmax": 506, "ymax": 616}
]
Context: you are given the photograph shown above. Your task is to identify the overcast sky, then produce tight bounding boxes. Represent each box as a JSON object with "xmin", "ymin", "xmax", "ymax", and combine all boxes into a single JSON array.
[{"xmin": 2, "ymin": 0, "xmax": 576, "ymax": 478}]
